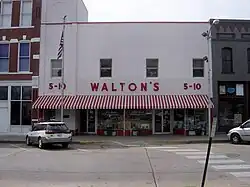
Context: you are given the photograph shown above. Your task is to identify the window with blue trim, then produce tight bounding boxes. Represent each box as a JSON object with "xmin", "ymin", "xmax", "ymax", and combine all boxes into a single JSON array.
[
  {"xmin": 19, "ymin": 43, "xmax": 30, "ymax": 72},
  {"xmin": 0, "ymin": 44, "xmax": 9, "ymax": 72}
]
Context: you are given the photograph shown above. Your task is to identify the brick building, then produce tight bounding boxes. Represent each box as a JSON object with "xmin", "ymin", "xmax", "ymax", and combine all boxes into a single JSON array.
[{"xmin": 0, "ymin": 0, "xmax": 41, "ymax": 133}]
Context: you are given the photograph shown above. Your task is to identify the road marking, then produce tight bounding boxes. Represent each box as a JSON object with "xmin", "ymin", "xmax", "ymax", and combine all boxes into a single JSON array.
[
  {"xmin": 230, "ymin": 172, "xmax": 250, "ymax": 178},
  {"xmin": 10, "ymin": 144, "xmax": 31, "ymax": 152},
  {"xmin": 146, "ymin": 146, "xmax": 178, "ymax": 149},
  {"xmin": 77, "ymin": 149, "xmax": 91, "ymax": 152},
  {"xmin": 0, "ymin": 149, "xmax": 26, "ymax": 158},
  {"xmin": 212, "ymin": 164, "xmax": 250, "ymax": 170},
  {"xmin": 111, "ymin": 141, "xmax": 129, "ymax": 147},
  {"xmin": 198, "ymin": 159, "xmax": 244, "ymax": 165},
  {"xmin": 176, "ymin": 151, "xmax": 212, "ymax": 155},
  {"xmin": 164, "ymin": 149, "xmax": 199, "ymax": 152},
  {"xmin": 186, "ymin": 155, "xmax": 228, "ymax": 159}
]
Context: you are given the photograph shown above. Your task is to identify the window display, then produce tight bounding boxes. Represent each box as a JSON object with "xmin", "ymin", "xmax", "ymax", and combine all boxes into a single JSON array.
[
  {"xmin": 88, "ymin": 110, "xmax": 96, "ymax": 133},
  {"xmin": 186, "ymin": 109, "xmax": 206, "ymax": 131},
  {"xmin": 126, "ymin": 110, "xmax": 152, "ymax": 130},
  {"xmin": 98, "ymin": 110, "xmax": 124, "ymax": 130},
  {"xmin": 174, "ymin": 109, "xmax": 185, "ymax": 129},
  {"xmin": 163, "ymin": 110, "xmax": 171, "ymax": 132},
  {"xmin": 219, "ymin": 99, "xmax": 244, "ymax": 132}
]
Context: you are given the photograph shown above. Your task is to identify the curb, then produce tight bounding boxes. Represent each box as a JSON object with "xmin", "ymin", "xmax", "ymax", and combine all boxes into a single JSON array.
[
  {"xmin": 151, "ymin": 139, "xmax": 229, "ymax": 145},
  {"xmin": 0, "ymin": 140, "xmax": 104, "ymax": 145}
]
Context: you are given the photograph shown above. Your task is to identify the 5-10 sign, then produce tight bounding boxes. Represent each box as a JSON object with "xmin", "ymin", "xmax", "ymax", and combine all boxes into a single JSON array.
[{"xmin": 184, "ymin": 83, "xmax": 202, "ymax": 90}]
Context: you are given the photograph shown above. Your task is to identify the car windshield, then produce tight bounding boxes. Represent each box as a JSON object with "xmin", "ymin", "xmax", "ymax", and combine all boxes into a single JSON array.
[{"xmin": 47, "ymin": 123, "xmax": 69, "ymax": 131}]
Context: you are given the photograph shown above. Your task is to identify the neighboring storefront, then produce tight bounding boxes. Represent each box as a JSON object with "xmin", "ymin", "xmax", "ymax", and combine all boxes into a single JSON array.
[
  {"xmin": 211, "ymin": 19, "xmax": 250, "ymax": 133},
  {"xmin": 0, "ymin": 82, "xmax": 32, "ymax": 133},
  {"xmin": 33, "ymin": 2, "xmax": 211, "ymax": 136},
  {"xmin": 217, "ymin": 81, "xmax": 246, "ymax": 132}
]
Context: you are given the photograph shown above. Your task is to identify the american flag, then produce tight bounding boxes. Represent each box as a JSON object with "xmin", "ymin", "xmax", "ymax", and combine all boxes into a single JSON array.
[{"xmin": 57, "ymin": 30, "xmax": 64, "ymax": 60}]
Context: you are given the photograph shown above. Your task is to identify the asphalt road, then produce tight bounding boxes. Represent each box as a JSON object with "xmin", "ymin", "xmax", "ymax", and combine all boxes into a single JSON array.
[{"xmin": 0, "ymin": 143, "xmax": 250, "ymax": 187}]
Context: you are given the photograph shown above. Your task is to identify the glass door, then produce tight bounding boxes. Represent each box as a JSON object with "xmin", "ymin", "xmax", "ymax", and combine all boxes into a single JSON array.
[
  {"xmin": 87, "ymin": 109, "xmax": 96, "ymax": 134},
  {"xmin": 154, "ymin": 110, "xmax": 171, "ymax": 133},
  {"xmin": 163, "ymin": 109, "xmax": 171, "ymax": 132},
  {"xmin": 155, "ymin": 110, "xmax": 162, "ymax": 133}
]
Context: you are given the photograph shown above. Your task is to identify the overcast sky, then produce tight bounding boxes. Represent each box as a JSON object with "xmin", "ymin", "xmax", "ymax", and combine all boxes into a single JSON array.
[{"xmin": 83, "ymin": 0, "xmax": 250, "ymax": 22}]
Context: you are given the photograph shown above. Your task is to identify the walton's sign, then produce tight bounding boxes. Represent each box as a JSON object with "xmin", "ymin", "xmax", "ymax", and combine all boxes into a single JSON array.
[{"xmin": 90, "ymin": 82, "xmax": 160, "ymax": 92}]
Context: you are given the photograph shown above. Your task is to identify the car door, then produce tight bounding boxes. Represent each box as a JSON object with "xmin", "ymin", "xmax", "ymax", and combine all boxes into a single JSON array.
[
  {"xmin": 241, "ymin": 122, "xmax": 250, "ymax": 141},
  {"xmin": 32, "ymin": 124, "xmax": 44, "ymax": 143},
  {"xmin": 29, "ymin": 125, "xmax": 38, "ymax": 142}
]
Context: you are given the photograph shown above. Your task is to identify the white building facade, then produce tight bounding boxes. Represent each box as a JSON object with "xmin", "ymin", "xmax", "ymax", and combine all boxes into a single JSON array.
[{"xmin": 33, "ymin": 0, "xmax": 212, "ymax": 136}]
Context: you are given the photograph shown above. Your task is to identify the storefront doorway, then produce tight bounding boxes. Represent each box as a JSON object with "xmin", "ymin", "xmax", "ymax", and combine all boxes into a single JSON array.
[
  {"xmin": 80, "ymin": 109, "xmax": 96, "ymax": 134},
  {"xmin": 154, "ymin": 110, "xmax": 171, "ymax": 134},
  {"xmin": 87, "ymin": 110, "xmax": 96, "ymax": 134}
]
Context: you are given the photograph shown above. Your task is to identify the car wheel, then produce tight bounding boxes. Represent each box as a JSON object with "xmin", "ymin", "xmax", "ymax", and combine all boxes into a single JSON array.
[
  {"xmin": 62, "ymin": 143, "xmax": 69, "ymax": 149},
  {"xmin": 26, "ymin": 136, "xmax": 31, "ymax": 146},
  {"xmin": 231, "ymin": 133, "xmax": 241, "ymax": 144},
  {"xmin": 38, "ymin": 137, "xmax": 44, "ymax": 149}
]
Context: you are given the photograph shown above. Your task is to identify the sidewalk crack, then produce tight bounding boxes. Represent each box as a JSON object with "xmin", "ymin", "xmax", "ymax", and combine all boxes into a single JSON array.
[{"xmin": 144, "ymin": 147, "xmax": 158, "ymax": 187}]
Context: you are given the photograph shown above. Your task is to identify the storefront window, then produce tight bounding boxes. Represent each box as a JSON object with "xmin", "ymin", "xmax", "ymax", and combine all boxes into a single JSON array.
[
  {"xmin": 163, "ymin": 110, "xmax": 171, "ymax": 132},
  {"xmin": 186, "ymin": 109, "xmax": 207, "ymax": 131},
  {"xmin": 10, "ymin": 86, "xmax": 32, "ymax": 126},
  {"xmin": 98, "ymin": 110, "xmax": 124, "ymax": 129},
  {"xmin": 126, "ymin": 110, "xmax": 152, "ymax": 130},
  {"xmin": 44, "ymin": 110, "xmax": 56, "ymax": 121},
  {"xmin": 174, "ymin": 110, "xmax": 185, "ymax": 129},
  {"xmin": 88, "ymin": 110, "xmax": 96, "ymax": 133},
  {"xmin": 219, "ymin": 99, "xmax": 244, "ymax": 132},
  {"xmin": 186, "ymin": 109, "xmax": 195, "ymax": 130}
]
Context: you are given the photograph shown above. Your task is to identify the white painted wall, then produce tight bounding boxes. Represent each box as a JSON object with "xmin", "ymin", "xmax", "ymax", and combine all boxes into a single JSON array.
[
  {"xmin": 41, "ymin": 0, "xmax": 88, "ymax": 23},
  {"xmin": 0, "ymin": 102, "xmax": 8, "ymax": 132},
  {"xmin": 40, "ymin": 22, "xmax": 210, "ymax": 96}
]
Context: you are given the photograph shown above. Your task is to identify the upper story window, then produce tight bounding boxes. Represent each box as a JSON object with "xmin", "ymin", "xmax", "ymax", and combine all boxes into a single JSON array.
[
  {"xmin": 0, "ymin": 43, "xmax": 9, "ymax": 72},
  {"xmin": 19, "ymin": 42, "xmax": 30, "ymax": 72},
  {"xmin": 0, "ymin": 1, "xmax": 12, "ymax": 27},
  {"xmin": 100, "ymin": 59, "xmax": 112, "ymax": 78},
  {"xmin": 146, "ymin": 59, "xmax": 158, "ymax": 78},
  {"xmin": 51, "ymin": 59, "xmax": 62, "ymax": 77},
  {"xmin": 20, "ymin": 0, "xmax": 32, "ymax": 26},
  {"xmin": 0, "ymin": 86, "xmax": 8, "ymax": 100},
  {"xmin": 222, "ymin": 47, "xmax": 233, "ymax": 74},
  {"xmin": 247, "ymin": 48, "xmax": 250, "ymax": 73},
  {"xmin": 193, "ymin": 59, "xmax": 204, "ymax": 77}
]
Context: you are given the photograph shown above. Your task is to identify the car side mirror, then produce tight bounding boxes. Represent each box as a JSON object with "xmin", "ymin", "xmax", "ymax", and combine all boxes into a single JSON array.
[{"xmin": 240, "ymin": 125, "xmax": 244, "ymax": 129}]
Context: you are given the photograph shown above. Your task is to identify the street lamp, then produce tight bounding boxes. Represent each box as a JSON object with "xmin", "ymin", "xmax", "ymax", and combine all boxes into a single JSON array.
[
  {"xmin": 202, "ymin": 19, "xmax": 219, "ymax": 137},
  {"xmin": 200, "ymin": 19, "xmax": 219, "ymax": 187}
]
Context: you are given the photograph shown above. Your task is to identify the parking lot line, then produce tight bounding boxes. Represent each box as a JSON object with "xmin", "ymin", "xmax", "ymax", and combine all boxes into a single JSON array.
[
  {"xmin": 10, "ymin": 144, "xmax": 31, "ymax": 152},
  {"xmin": 77, "ymin": 149, "xmax": 92, "ymax": 152}
]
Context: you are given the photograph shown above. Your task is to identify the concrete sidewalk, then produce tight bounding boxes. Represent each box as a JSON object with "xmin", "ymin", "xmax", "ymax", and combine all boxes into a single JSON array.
[{"xmin": 0, "ymin": 133, "xmax": 229, "ymax": 145}]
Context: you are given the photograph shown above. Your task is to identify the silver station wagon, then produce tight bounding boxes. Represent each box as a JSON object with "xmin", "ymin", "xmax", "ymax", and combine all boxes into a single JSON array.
[{"xmin": 26, "ymin": 121, "xmax": 72, "ymax": 149}]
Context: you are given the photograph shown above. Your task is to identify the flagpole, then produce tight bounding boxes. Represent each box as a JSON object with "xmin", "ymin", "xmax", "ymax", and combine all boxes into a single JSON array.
[{"xmin": 60, "ymin": 15, "xmax": 66, "ymax": 122}]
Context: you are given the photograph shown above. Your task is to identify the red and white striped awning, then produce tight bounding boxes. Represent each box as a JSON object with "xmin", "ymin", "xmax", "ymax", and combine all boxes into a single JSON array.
[{"xmin": 32, "ymin": 95, "xmax": 212, "ymax": 110}]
